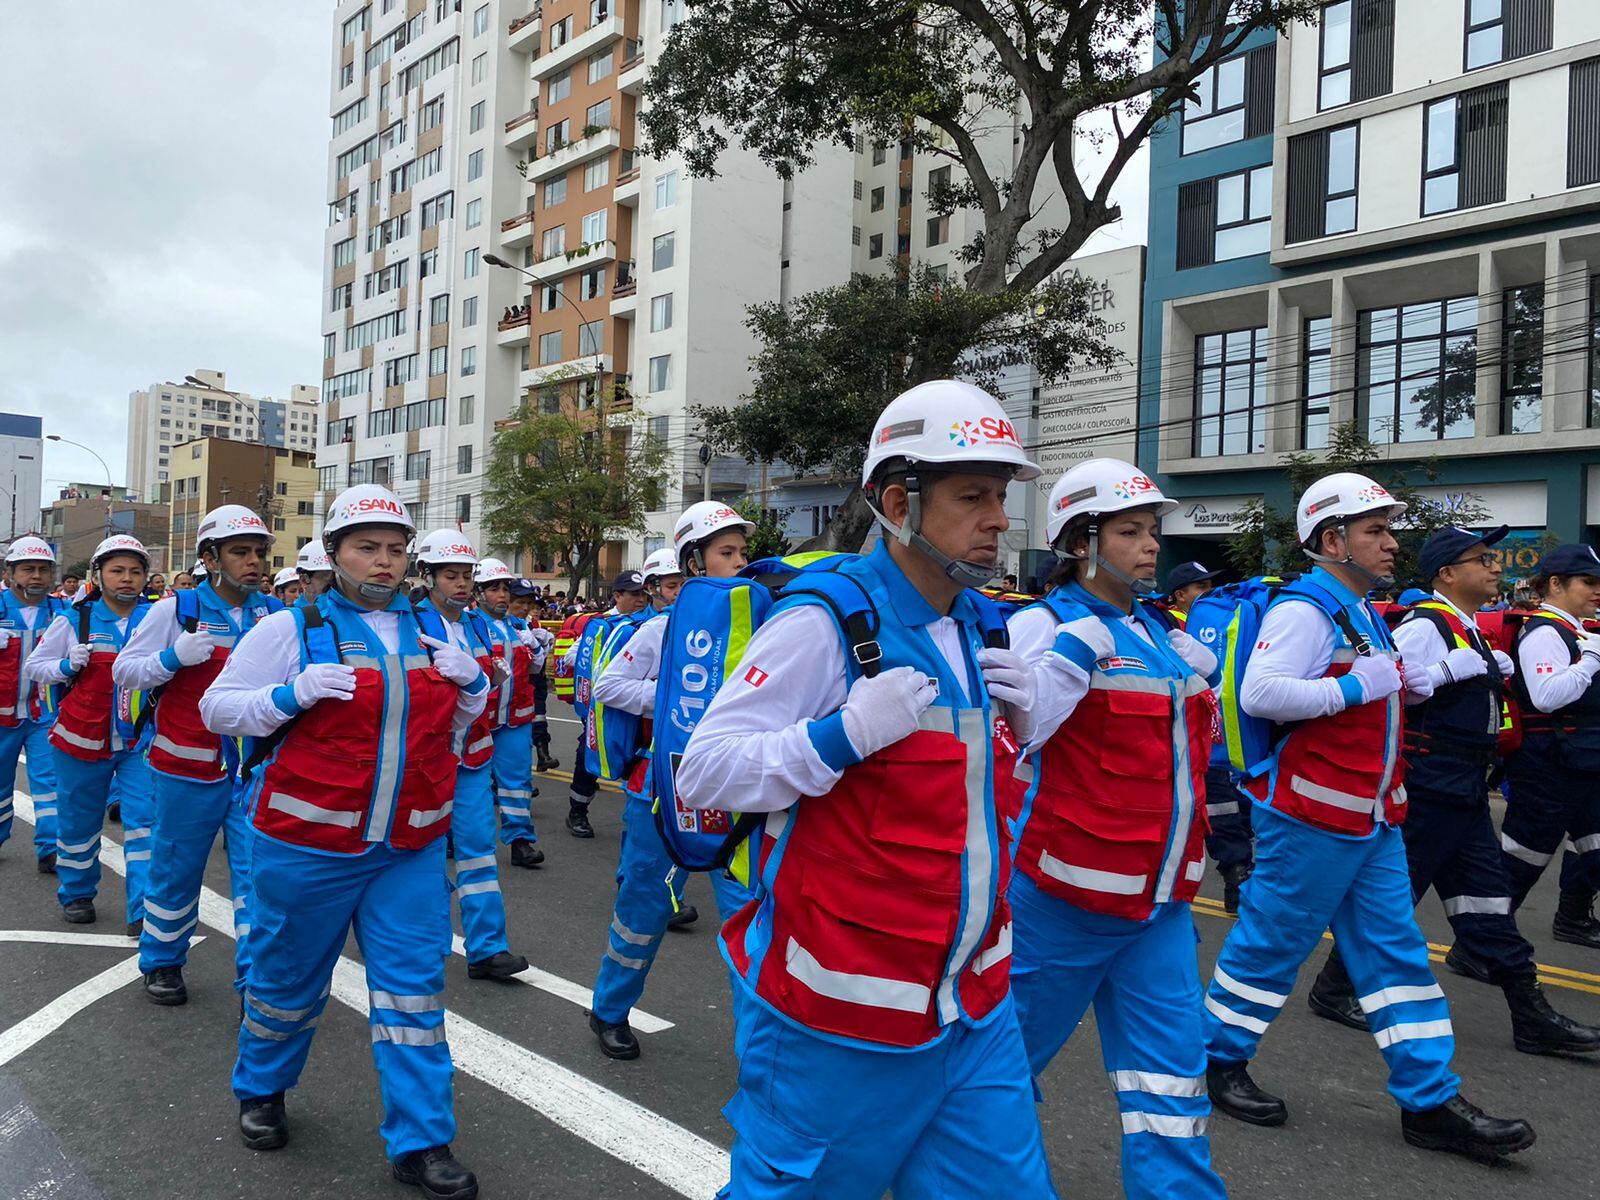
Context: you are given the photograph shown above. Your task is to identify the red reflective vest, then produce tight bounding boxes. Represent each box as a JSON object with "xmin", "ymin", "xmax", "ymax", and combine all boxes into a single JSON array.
[
  {"xmin": 50, "ymin": 651, "xmax": 117, "ymax": 762},
  {"xmin": 149, "ymin": 647, "xmax": 230, "ymax": 779},
  {"xmin": 0, "ymin": 598, "xmax": 63, "ymax": 726},
  {"xmin": 507, "ymin": 641, "xmax": 537, "ymax": 726},
  {"xmin": 461, "ymin": 645, "xmax": 497, "ymax": 769}
]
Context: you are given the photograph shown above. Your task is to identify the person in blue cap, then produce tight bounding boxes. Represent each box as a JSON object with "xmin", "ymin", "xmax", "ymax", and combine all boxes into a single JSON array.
[
  {"xmin": 1163, "ymin": 561, "xmax": 1225, "ymax": 628},
  {"xmin": 1304, "ymin": 527, "xmax": 1600, "ymax": 1055},
  {"xmin": 507, "ymin": 577, "xmax": 558, "ymax": 773},
  {"xmin": 1499, "ymin": 543, "xmax": 1600, "ymax": 950}
]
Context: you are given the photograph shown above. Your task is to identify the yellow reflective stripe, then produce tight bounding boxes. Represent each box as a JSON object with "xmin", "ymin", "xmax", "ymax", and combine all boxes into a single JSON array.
[
  {"xmin": 1222, "ymin": 608, "xmax": 1246, "ymax": 773},
  {"xmin": 1413, "ymin": 601, "xmax": 1471, "ymax": 649},
  {"xmin": 725, "ymin": 586, "xmax": 754, "ymax": 677},
  {"xmin": 729, "ymin": 835, "xmax": 752, "ymax": 888}
]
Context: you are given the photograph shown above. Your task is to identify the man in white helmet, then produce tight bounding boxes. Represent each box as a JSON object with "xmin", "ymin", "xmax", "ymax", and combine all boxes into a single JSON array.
[
  {"xmin": 0, "ymin": 537, "xmax": 69, "ymax": 870},
  {"xmin": 272, "ymin": 568, "xmax": 303, "ymax": 606},
  {"xmin": 676, "ymin": 381, "xmax": 1075, "ymax": 1199},
  {"xmin": 294, "ymin": 541, "xmax": 334, "ymax": 604},
  {"xmin": 116, "ymin": 504, "xmax": 279, "ymax": 1007},
  {"xmin": 26, "ymin": 536, "xmax": 158, "ymax": 933},
  {"xmin": 471, "ymin": 557, "xmax": 546, "ymax": 868},
  {"xmin": 200, "ymin": 485, "xmax": 487, "ymax": 1196},
  {"xmin": 1202, "ymin": 472, "xmax": 1534, "ymax": 1163}
]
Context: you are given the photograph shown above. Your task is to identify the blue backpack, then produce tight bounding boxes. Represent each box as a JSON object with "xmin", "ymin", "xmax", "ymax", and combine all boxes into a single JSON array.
[{"xmin": 583, "ymin": 608, "xmax": 653, "ymax": 781}]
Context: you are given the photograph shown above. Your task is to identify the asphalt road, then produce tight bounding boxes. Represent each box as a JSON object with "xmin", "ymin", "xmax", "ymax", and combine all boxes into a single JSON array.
[{"xmin": 4, "ymin": 720, "xmax": 1599, "ymax": 1200}]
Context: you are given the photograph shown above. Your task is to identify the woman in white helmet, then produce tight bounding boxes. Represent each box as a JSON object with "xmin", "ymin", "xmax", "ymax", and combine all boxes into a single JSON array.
[
  {"xmin": 1003, "ymin": 458, "xmax": 1227, "ymax": 1200},
  {"xmin": 674, "ymin": 381, "xmax": 1067, "ymax": 1199},
  {"xmin": 24, "ymin": 535, "xmax": 157, "ymax": 933},
  {"xmin": 294, "ymin": 541, "xmax": 334, "ymax": 604},
  {"xmin": 0, "ymin": 536, "xmax": 69, "ymax": 870},
  {"xmin": 470, "ymin": 557, "xmax": 545, "ymax": 869},
  {"xmin": 198, "ymin": 485, "xmax": 489, "ymax": 1195},
  {"xmin": 272, "ymin": 568, "xmax": 302, "ymax": 606}
]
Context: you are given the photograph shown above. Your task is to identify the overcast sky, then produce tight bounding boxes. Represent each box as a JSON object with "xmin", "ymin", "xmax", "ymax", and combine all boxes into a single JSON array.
[{"xmin": 0, "ymin": 6, "xmax": 1146, "ymax": 515}]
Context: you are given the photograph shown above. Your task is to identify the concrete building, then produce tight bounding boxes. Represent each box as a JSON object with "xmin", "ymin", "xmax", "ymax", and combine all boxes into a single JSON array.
[
  {"xmin": 126, "ymin": 370, "xmax": 318, "ymax": 501},
  {"xmin": 1140, "ymin": 0, "xmax": 1600, "ymax": 583},
  {"xmin": 40, "ymin": 484, "xmax": 169, "ymax": 575},
  {"xmin": 0, "ymin": 413, "xmax": 44, "ymax": 546},
  {"xmin": 166, "ymin": 438, "xmax": 318, "ymax": 574}
]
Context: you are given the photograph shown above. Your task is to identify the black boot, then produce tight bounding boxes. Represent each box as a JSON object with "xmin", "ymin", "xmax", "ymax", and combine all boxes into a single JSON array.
[
  {"xmin": 467, "ymin": 951, "xmax": 529, "ymax": 981},
  {"xmin": 667, "ymin": 904, "xmax": 699, "ymax": 931},
  {"xmin": 1444, "ymin": 943, "xmax": 1492, "ymax": 984},
  {"xmin": 1220, "ymin": 862, "xmax": 1251, "ymax": 914},
  {"xmin": 536, "ymin": 746, "xmax": 560, "ymax": 772},
  {"xmin": 1552, "ymin": 888, "xmax": 1600, "ymax": 950},
  {"xmin": 37, "ymin": 852, "xmax": 56, "ymax": 874},
  {"xmin": 107, "ymin": 802, "xmax": 121, "ymax": 823},
  {"xmin": 445, "ymin": 833, "xmax": 454, "ymax": 860},
  {"xmin": 1401, "ymin": 1094, "xmax": 1535, "ymax": 1162},
  {"xmin": 1307, "ymin": 950, "xmax": 1369, "ymax": 1032},
  {"xmin": 144, "ymin": 966, "xmax": 188, "ymax": 1006},
  {"xmin": 566, "ymin": 805, "xmax": 594, "ymax": 839},
  {"xmin": 239, "ymin": 1092, "xmax": 288, "ymax": 1151},
  {"xmin": 392, "ymin": 1145, "xmax": 478, "ymax": 1199},
  {"xmin": 62, "ymin": 898, "xmax": 95, "ymax": 924},
  {"xmin": 1206, "ymin": 1060, "xmax": 1287, "ymax": 1126},
  {"xmin": 509, "ymin": 839, "xmax": 545, "ymax": 868},
  {"xmin": 125, "ymin": 919, "xmax": 143, "ymax": 939},
  {"xmin": 588, "ymin": 1012, "xmax": 641, "ymax": 1060},
  {"xmin": 1503, "ymin": 974, "xmax": 1600, "ymax": 1055}
]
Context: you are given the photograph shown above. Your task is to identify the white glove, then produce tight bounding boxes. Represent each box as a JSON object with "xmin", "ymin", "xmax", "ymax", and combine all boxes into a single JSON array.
[
  {"xmin": 1579, "ymin": 632, "xmax": 1600, "ymax": 667},
  {"xmin": 532, "ymin": 627, "xmax": 555, "ymax": 650},
  {"xmin": 1346, "ymin": 654, "xmax": 1401, "ymax": 704},
  {"xmin": 1167, "ymin": 628, "xmax": 1216, "ymax": 675},
  {"xmin": 1404, "ymin": 662, "xmax": 1434, "ymax": 702},
  {"xmin": 978, "ymin": 647, "xmax": 1037, "ymax": 744},
  {"xmin": 292, "ymin": 662, "xmax": 356, "ymax": 707},
  {"xmin": 1055, "ymin": 616, "xmax": 1114, "ymax": 662},
  {"xmin": 838, "ymin": 665, "xmax": 938, "ymax": 759},
  {"xmin": 1492, "ymin": 649, "xmax": 1516, "ymax": 678},
  {"xmin": 1438, "ymin": 646, "xmax": 1488, "ymax": 685},
  {"xmin": 173, "ymin": 629, "xmax": 217, "ymax": 667},
  {"xmin": 420, "ymin": 634, "xmax": 484, "ymax": 688},
  {"xmin": 66, "ymin": 642, "xmax": 92, "ymax": 672},
  {"xmin": 0, "ymin": 629, "xmax": 12, "ymax": 651},
  {"xmin": 516, "ymin": 627, "xmax": 537, "ymax": 648}
]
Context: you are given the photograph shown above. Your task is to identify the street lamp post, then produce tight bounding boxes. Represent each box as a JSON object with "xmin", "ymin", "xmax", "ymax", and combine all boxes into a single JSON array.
[{"xmin": 46, "ymin": 434, "xmax": 115, "ymax": 538}]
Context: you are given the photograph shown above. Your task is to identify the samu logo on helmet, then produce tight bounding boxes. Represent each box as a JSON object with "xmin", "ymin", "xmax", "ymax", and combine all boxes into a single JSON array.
[
  {"xmin": 343, "ymin": 497, "xmax": 404, "ymax": 518},
  {"xmin": 1356, "ymin": 484, "xmax": 1391, "ymax": 502},
  {"xmin": 947, "ymin": 415, "xmax": 1020, "ymax": 449},
  {"xmin": 1111, "ymin": 475, "xmax": 1158, "ymax": 501}
]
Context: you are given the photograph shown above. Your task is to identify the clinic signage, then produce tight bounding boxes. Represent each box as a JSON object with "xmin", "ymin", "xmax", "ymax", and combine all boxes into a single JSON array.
[{"xmin": 1163, "ymin": 495, "xmax": 1260, "ymax": 536}]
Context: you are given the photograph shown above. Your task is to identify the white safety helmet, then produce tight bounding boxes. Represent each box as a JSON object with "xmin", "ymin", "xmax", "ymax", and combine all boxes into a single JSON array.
[
  {"xmin": 294, "ymin": 541, "xmax": 333, "ymax": 573},
  {"xmin": 196, "ymin": 505, "xmax": 274, "ymax": 557},
  {"xmin": 1295, "ymin": 472, "xmax": 1408, "ymax": 547},
  {"xmin": 641, "ymin": 547, "xmax": 682, "ymax": 584},
  {"xmin": 1044, "ymin": 459, "xmax": 1174, "ymax": 596},
  {"xmin": 473, "ymin": 557, "xmax": 515, "ymax": 585},
  {"xmin": 272, "ymin": 567, "xmax": 301, "ymax": 590},
  {"xmin": 860, "ymin": 381, "xmax": 1039, "ymax": 588},
  {"xmin": 321, "ymin": 485, "xmax": 416, "ymax": 549},
  {"xmin": 415, "ymin": 529, "xmax": 480, "ymax": 570},
  {"xmin": 5, "ymin": 536, "xmax": 56, "ymax": 566},
  {"xmin": 672, "ymin": 502, "xmax": 756, "ymax": 570},
  {"xmin": 90, "ymin": 534, "xmax": 150, "ymax": 572}
]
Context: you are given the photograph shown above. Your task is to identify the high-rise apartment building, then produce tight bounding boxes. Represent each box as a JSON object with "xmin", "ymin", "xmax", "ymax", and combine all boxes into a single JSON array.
[
  {"xmin": 167, "ymin": 439, "xmax": 319, "ymax": 574},
  {"xmin": 0, "ymin": 412, "xmax": 44, "ymax": 546},
  {"xmin": 126, "ymin": 369, "xmax": 318, "ymax": 502}
]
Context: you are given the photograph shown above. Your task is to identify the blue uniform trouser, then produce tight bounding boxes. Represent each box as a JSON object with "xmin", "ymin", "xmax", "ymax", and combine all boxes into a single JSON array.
[
  {"xmin": 0, "ymin": 719, "xmax": 58, "ymax": 860},
  {"xmin": 54, "ymin": 746, "xmax": 155, "ymax": 923},
  {"xmin": 139, "ymin": 772, "xmax": 252, "ymax": 990},
  {"xmin": 234, "ymin": 835, "xmax": 455, "ymax": 1162},
  {"xmin": 1204, "ymin": 804, "xmax": 1460, "ymax": 1112},
  {"xmin": 1403, "ymin": 792, "xmax": 1533, "ymax": 982},
  {"xmin": 490, "ymin": 725, "xmax": 538, "ymax": 844},
  {"xmin": 1500, "ymin": 749, "xmax": 1600, "ymax": 905},
  {"xmin": 717, "ymin": 992, "xmax": 1056, "ymax": 1199},
  {"xmin": 1203, "ymin": 766, "xmax": 1253, "ymax": 872},
  {"xmin": 451, "ymin": 763, "xmax": 510, "ymax": 962},
  {"xmin": 1009, "ymin": 874, "xmax": 1226, "ymax": 1200},
  {"xmin": 591, "ymin": 791, "xmax": 753, "ymax": 1025}
]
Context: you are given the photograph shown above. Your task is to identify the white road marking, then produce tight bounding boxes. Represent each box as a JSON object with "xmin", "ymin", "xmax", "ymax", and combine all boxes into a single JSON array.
[
  {"xmin": 547, "ymin": 715, "xmax": 581, "ymax": 726},
  {"xmin": 9, "ymin": 790, "xmax": 730, "ymax": 1198},
  {"xmin": 448, "ymin": 935, "xmax": 674, "ymax": 1033},
  {"xmin": 1, "ymin": 930, "xmax": 144, "ymax": 949},
  {"xmin": 0, "ymin": 953, "xmax": 145, "ymax": 1069}
]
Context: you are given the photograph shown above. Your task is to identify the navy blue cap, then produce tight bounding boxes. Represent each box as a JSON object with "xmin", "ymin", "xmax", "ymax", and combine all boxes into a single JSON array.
[
  {"xmin": 1533, "ymin": 543, "xmax": 1600, "ymax": 578},
  {"xmin": 509, "ymin": 577, "xmax": 537, "ymax": 597},
  {"xmin": 1166, "ymin": 561, "xmax": 1226, "ymax": 593},
  {"xmin": 1417, "ymin": 525, "xmax": 1509, "ymax": 581},
  {"xmin": 611, "ymin": 569, "xmax": 645, "ymax": 592}
]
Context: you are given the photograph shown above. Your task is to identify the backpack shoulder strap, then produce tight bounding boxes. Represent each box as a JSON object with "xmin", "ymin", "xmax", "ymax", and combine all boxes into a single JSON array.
[
  {"xmin": 777, "ymin": 568, "xmax": 883, "ymax": 679},
  {"xmin": 76, "ymin": 598, "xmax": 93, "ymax": 643},
  {"xmin": 241, "ymin": 606, "xmax": 334, "ymax": 777},
  {"xmin": 967, "ymin": 589, "xmax": 1011, "ymax": 650},
  {"xmin": 1403, "ymin": 602, "xmax": 1470, "ymax": 649},
  {"xmin": 1284, "ymin": 578, "xmax": 1375, "ymax": 657},
  {"xmin": 174, "ymin": 589, "xmax": 199, "ymax": 634}
]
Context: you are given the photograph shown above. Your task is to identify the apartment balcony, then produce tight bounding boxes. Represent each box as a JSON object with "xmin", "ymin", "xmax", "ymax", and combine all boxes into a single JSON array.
[
  {"xmin": 532, "ymin": 13, "xmax": 625, "ymax": 81},
  {"xmin": 609, "ymin": 260, "xmax": 638, "ymax": 317},
  {"xmin": 499, "ymin": 209, "xmax": 536, "ymax": 248},
  {"xmin": 525, "ymin": 237, "xmax": 617, "ymax": 282},
  {"xmin": 618, "ymin": 37, "xmax": 647, "ymax": 95},
  {"xmin": 524, "ymin": 124, "xmax": 621, "ymax": 184},
  {"xmin": 519, "ymin": 353, "xmax": 613, "ymax": 390},
  {"xmin": 614, "ymin": 148, "xmax": 641, "ymax": 205},
  {"xmin": 507, "ymin": 6, "xmax": 542, "ymax": 53},
  {"xmin": 495, "ymin": 308, "xmax": 532, "ymax": 347},
  {"xmin": 503, "ymin": 105, "xmax": 540, "ymax": 151}
]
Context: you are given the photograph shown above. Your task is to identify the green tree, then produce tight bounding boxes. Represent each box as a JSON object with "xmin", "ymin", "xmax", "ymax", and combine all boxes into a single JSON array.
[
  {"xmin": 1224, "ymin": 421, "xmax": 1490, "ymax": 586},
  {"xmin": 732, "ymin": 498, "xmax": 793, "ymax": 561},
  {"xmin": 482, "ymin": 406, "xmax": 669, "ymax": 595}
]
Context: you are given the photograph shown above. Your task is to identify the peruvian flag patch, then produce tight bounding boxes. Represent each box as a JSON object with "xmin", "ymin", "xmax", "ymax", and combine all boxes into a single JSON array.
[
  {"xmin": 1535, "ymin": 662, "xmax": 1555, "ymax": 675},
  {"xmin": 743, "ymin": 665, "xmax": 769, "ymax": 688}
]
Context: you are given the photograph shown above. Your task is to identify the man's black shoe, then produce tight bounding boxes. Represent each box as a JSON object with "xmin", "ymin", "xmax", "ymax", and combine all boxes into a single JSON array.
[
  {"xmin": 144, "ymin": 966, "xmax": 188, "ymax": 1006},
  {"xmin": 667, "ymin": 904, "xmax": 699, "ymax": 931},
  {"xmin": 467, "ymin": 951, "xmax": 529, "ymax": 981},
  {"xmin": 1444, "ymin": 943, "xmax": 1492, "ymax": 984},
  {"xmin": 1207, "ymin": 1060, "xmax": 1288, "ymax": 1126},
  {"xmin": 107, "ymin": 803, "xmax": 121, "ymax": 823},
  {"xmin": 588, "ymin": 1012, "xmax": 641, "ymax": 1060},
  {"xmin": 1307, "ymin": 953, "xmax": 1369, "ymax": 1032},
  {"xmin": 1552, "ymin": 889, "xmax": 1600, "ymax": 950},
  {"xmin": 566, "ymin": 807, "xmax": 594, "ymax": 839},
  {"xmin": 536, "ymin": 749, "xmax": 560, "ymax": 772},
  {"xmin": 392, "ymin": 1145, "xmax": 478, "ymax": 1199},
  {"xmin": 1401, "ymin": 1094, "xmax": 1535, "ymax": 1162},
  {"xmin": 1220, "ymin": 862, "xmax": 1251, "ymax": 914},
  {"xmin": 509, "ymin": 839, "xmax": 545, "ymax": 868},
  {"xmin": 62, "ymin": 898, "xmax": 95, "ymax": 924},
  {"xmin": 125, "ymin": 920, "xmax": 143, "ymax": 939},
  {"xmin": 239, "ymin": 1092, "xmax": 288, "ymax": 1151},
  {"xmin": 37, "ymin": 852, "xmax": 56, "ymax": 874},
  {"xmin": 1503, "ymin": 974, "xmax": 1600, "ymax": 1055}
]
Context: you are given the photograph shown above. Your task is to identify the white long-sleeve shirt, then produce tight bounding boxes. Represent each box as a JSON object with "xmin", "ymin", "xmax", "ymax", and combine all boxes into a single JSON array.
[
  {"xmin": 113, "ymin": 594, "xmax": 247, "ymax": 691},
  {"xmin": 199, "ymin": 607, "xmax": 486, "ymax": 740},
  {"xmin": 25, "ymin": 611, "xmax": 133, "ymax": 684},
  {"xmin": 1517, "ymin": 606, "xmax": 1600, "ymax": 713},
  {"xmin": 592, "ymin": 610, "xmax": 668, "ymax": 716},
  {"xmin": 1392, "ymin": 593, "xmax": 1501, "ymax": 732}
]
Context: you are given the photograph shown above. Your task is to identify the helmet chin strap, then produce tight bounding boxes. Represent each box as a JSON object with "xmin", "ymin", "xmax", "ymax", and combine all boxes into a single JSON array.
[
  {"xmin": 17, "ymin": 583, "xmax": 50, "ymax": 603},
  {"xmin": 477, "ymin": 590, "xmax": 508, "ymax": 618},
  {"xmin": 1059, "ymin": 524, "xmax": 1158, "ymax": 596},
  {"xmin": 334, "ymin": 563, "xmax": 402, "ymax": 606},
  {"xmin": 110, "ymin": 588, "xmax": 143, "ymax": 604},
  {"xmin": 868, "ymin": 471, "xmax": 999, "ymax": 590},
  {"xmin": 1304, "ymin": 523, "xmax": 1396, "ymax": 590}
]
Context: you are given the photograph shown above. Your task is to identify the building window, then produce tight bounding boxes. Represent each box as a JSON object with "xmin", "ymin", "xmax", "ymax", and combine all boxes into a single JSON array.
[
  {"xmin": 457, "ymin": 494, "xmax": 472, "ymax": 523},
  {"xmin": 1500, "ymin": 284, "xmax": 1543, "ymax": 434},
  {"xmin": 333, "ymin": 238, "xmax": 356, "ymax": 267},
  {"xmin": 471, "ymin": 53, "xmax": 487, "ymax": 84},
  {"xmin": 579, "ymin": 320, "xmax": 604, "ymax": 356},
  {"xmin": 1466, "ymin": 0, "xmax": 1551, "ymax": 71},
  {"xmin": 458, "ymin": 444, "xmax": 473, "ymax": 474},
  {"xmin": 469, "ymin": 101, "xmax": 485, "ymax": 133},
  {"xmin": 1285, "ymin": 123, "xmax": 1359, "ymax": 243},
  {"xmin": 429, "ymin": 294, "xmax": 449, "ymax": 324},
  {"xmin": 429, "ymin": 346, "xmax": 448, "ymax": 376},
  {"xmin": 461, "ymin": 346, "xmax": 477, "ymax": 376},
  {"xmin": 1319, "ymin": 0, "xmax": 1395, "ymax": 110},
  {"xmin": 650, "ymin": 293, "xmax": 673, "ymax": 332},
  {"xmin": 655, "ymin": 170, "xmax": 678, "ymax": 209},
  {"xmin": 464, "ymin": 247, "xmax": 480, "ymax": 276},
  {"xmin": 543, "ymin": 174, "xmax": 569, "ymax": 209},
  {"xmin": 1303, "ymin": 317, "xmax": 1334, "ymax": 450},
  {"xmin": 463, "ymin": 296, "xmax": 478, "ymax": 326},
  {"xmin": 473, "ymin": 3, "xmax": 489, "ymax": 35},
  {"xmin": 548, "ymin": 70, "xmax": 571, "ymax": 105},
  {"xmin": 539, "ymin": 330, "xmax": 563, "ymax": 364},
  {"xmin": 1182, "ymin": 47, "xmax": 1274, "ymax": 154},
  {"xmin": 578, "ymin": 266, "xmax": 605, "ymax": 301},
  {"xmin": 1423, "ymin": 82, "xmax": 1508, "ymax": 216},
  {"xmin": 585, "ymin": 98, "xmax": 613, "ymax": 130},
  {"xmin": 583, "ymin": 158, "xmax": 609, "ymax": 191},
  {"xmin": 925, "ymin": 215, "xmax": 949, "ymax": 246},
  {"xmin": 1360, "ymin": 297, "xmax": 1478, "ymax": 443},
  {"xmin": 588, "ymin": 48, "xmax": 614, "ymax": 83},
  {"xmin": 648, "ymin": 354, "xmax": 671, "ymax": 392},
  {"xmin": 467, "ymin": 149, "xmax": 483, "ymax": 181},
  {"xmin": 459, "ymin": 394, "xmax": 475, "ymax": 425},
  {"xmin": 465, "ymin": 198, "xmax": 482, "ymax": 228},
  {"xmin": 652, "ymin": 231, "xmax": 676, "ymax": 271},
  {"xmin": 868, "ymin": 233, "xmax": 883, "ymax": 259},
  {"xmin": 540, "ymin": 282, "xmax": 564, "ymax": 312},
  {"xmin": 871, "ymin": 141, "xmax": 886, "ymax": 166},
  {"xmin": 1589, "ymin": 276, "xmax": 1600, "ymax": 427},
  {"xmin": 323, "ymin": 332, "xmax": 336, "ymax": 359},
  {"xmin": 1569, "ymin": 57, "xmax": 1600, "ymax": 188},
  {"xmin": 406, "ymin": 450, "xmax": 432, "ymax": 481},
  {"xmin": 1215, "ymin": 165, "xmax": 1271, "ymax": 260},
  {"xmin": 581, "ymin": 209, "xmax": 607, "ymax": 244},
  {"xmin": 1193, "ymin": 327, "xmax": 1268, "ymax": 457},
  {"xmin": 320, "ymin": 465, "xmax": 340, "ymax": 491},
  {"xmin": 870, "ymin": 186, "xmax": 885, "ymax": 212},
  {"xmin": 852, "ymin": 225, "xmax": 861, "ymax": 246}
]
